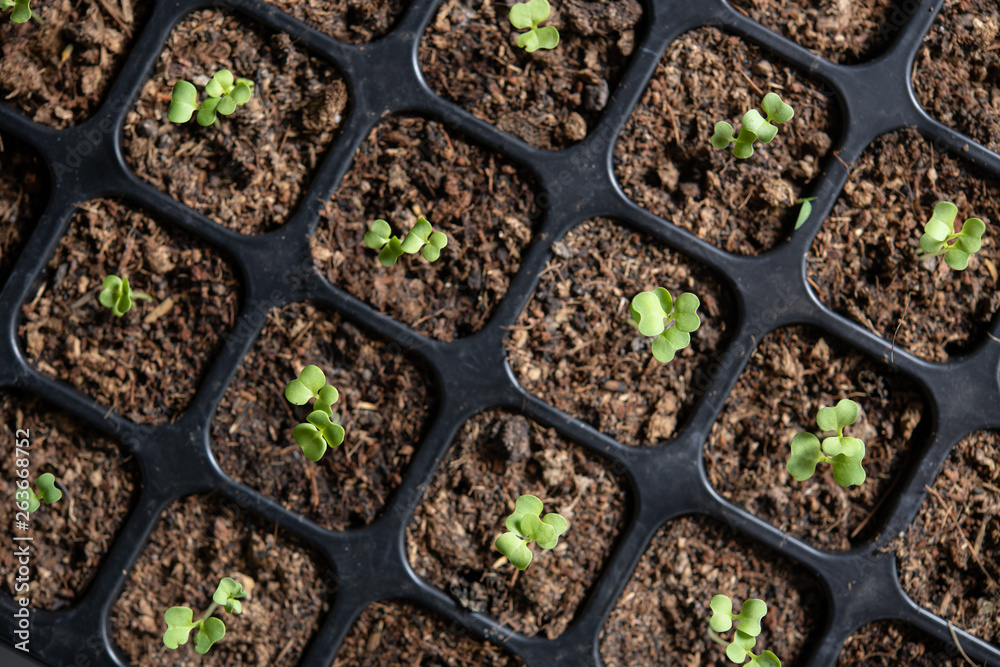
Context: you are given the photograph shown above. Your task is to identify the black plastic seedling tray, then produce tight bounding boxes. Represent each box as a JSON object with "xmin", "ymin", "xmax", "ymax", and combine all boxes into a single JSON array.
[{"xmin": 2, "ymin": 0, "xmax": 999, "ymax": 665}]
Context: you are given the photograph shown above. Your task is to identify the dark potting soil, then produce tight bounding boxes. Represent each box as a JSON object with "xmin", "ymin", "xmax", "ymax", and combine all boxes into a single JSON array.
[
  {"xmin": 838, "ymin": 620, "xmax": 966, "ymax": 666},
  {"xmin": 0, "ymin": 133, "xmax": 47, "ymax": 291},
  {"xmin": 267, "ymin": 0, "xmax": 409, "ymax": 44}
]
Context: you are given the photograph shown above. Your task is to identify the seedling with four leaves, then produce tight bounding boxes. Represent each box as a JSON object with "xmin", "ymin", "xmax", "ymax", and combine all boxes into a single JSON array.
[
  {"xmin": 711, "ymin": 93, "xmax": 794, "ymax": 159},
  {"xmin": 284, "ymin": 365, "xmax": 345, "ymax": 462},
  {"xmin": 0, "ymin": 0, "xmax": 31, "ymax": 23},
  {"xmin": 364, "ymin": 217, "xmax": 449, "ymax": 267},
  {"xmin": 917, "ymin": 201, "xmax": 986, "ymax": 271},
  {"xmin": 509, "ymin": 0, "xmax": 560, "ymax": 52},
  {"xmin": 494, "ymin": 494, "xmax": 568, "ymax": 570},
  {"xmin": 98, "ymin": 274, "xmax": 152, "ymax": 318},
  {"xmin": 709, "ymin": 594, "xmax": 781, "ymax": 666},
  {"xmin": 15, "ymin": 472, "xmax": 62, "ymax": 513},
  {"xmin": 787, "ymin": 398, "xmax": 866, "ymax": 487},
  {"xmin": 629, "ymin": 288, "xmax": 702, "ymax": 363},
  {"xmin": 168, "ymin": 70, "xmax": 255, "ymax": 127},
  {"xmin": 163, "ymin": 577, "xmax": 246, "ymax": 654}
]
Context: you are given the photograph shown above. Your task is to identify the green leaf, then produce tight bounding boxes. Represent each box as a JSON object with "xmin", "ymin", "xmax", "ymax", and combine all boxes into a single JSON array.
[
  {"xmin": 710, "ymin": 122, "xmax": 734, "ymax": 149},
  {"xmin": 662, "ymin": 326, "xmax": 691, "ymax": 351},
  {"xmin": 520, "ymin": 511, "xmax": 542, "ymax": 538},
  {"xmin": 514, "ymin": 494, "xmax": 544, "ymax": 517},
  {"xmin": 741, "ymin": 110, "xmax": 772, "ymax": 142},
  {"xmin": 832, "ymin": 399, "xmax": 859, "ymax": 430},
  {"xmin": 815, "ymin": 405, "xmax": 839, "ymax": 432},
  {"xmin": 709, "ymin": 595, "xmax": 734, "ymax": 633},
  {"xmin": 751, "ymin": 650, "xmax": 782, "ymax": 667},
  {"xmin": 314, "ymin": 384, "xmax": 339, "ymax": 416},
  {"xmin": 163, "ymin": 607, "xmax": 196, "ymax": 649},
  {"xmin": 196, "ymin": 96, "xmax": 221, "ymax": 126},
  {"xmin": 630, "ymin": 288, "xmax": 672, "ymax": 337},
  {"xmin": 919, "ymin": 233, "xmax": 945, "ymax": 254},
  {"xmin": 525, "ymin": 0, "xmax": 551, "ymax": 23},
  {"xmin": 541, "ymin": 512, "xmax": 568, "ymax": 537},
  {"xmin": 400, "ymin": 217, "xmax": 431, "ymax": 254},
  {"xmin": 495, "ymin": 532, "xmax": 532, "ymax": 569},
  {"xmin": 517, "ymin": 30, "xmax": 539, "ymax": 52},
  {"xmin": 205, "ymin": 70, "xmax": 234, "ymax": 98},
  {"xmin": 231, "ymin": 79, "xmax": 254, "ymax": 105},
  {"xmin": 926, "ymin": 201, "xmax": 958, "ymax": 241},
  {"xmin": 944, "ymin": 248, "xmax": 971, "ymax": 271},
  {"xmin": 534, "ymin": 25, "xmax": 560, "ymax": 50},
  {"xmin": 378, "ymin": 237, "xmax": 404, "ymax": 267},
  {"xmin": 216, "ymin": 95, "xmax": 237, "ymax": 116},
  {"xmin": 307, "ymin": 410, "xmax": 345, "ymax": 451},
  {"xmin": 285, "ymin": 365, "xmax": 326, "ymax": 404},
  {"xmin": 25, "ymin": 490, "xmax": 40, "ymax": 513},
  {"xmin": 787, "ymin": 432, "xmax": 822, "ymax": 481},
  {"xmin": 364, "ymin": 219, "xmax": 392, "ymax": 249},
  {"xmin": 734, "ymin": 599, "xmax": 767, "ymax": 637},
  {"xmin": 824, "ymin": 437, "xmax": 866, "ymax": 487},
  {"xmin": 650, "ymin": 335, "xmax": 677, "ymax": 364},
  {"xmin": 98, "ymin": 275, "xmax": 122, "ymax": 311},
  {"xmin": 194, "ymin": 617, "xmax": 225, "ymax": 654},
  {"xmin": 509, "ymin": 2, "xmax": 535, "ymax": 29},
  {"xmin": 292, "ymin": 423, "xmax": 327, "ymax": 462},
  {"xmin": 536, "ymin": 513, "xmax": 567, "ymax": 550},
  {"xmin": 727, "ymin": 629, "xmax": 757, "ymax": 662},
  {"xmin": 10, "ymin": 0, "xmax": 30, "ymax": 23},
  {"xmin": 213, "ymin": 577, "xmax": 246, "ymax": 614},
  {"xmin": 168, "ymin": 81, "xmax": 199, "ymax": 123},
  {"xmin": 533, "ymin": 521, "xmax": 556, "ymax": 547},
  {"xmin": 794, "ymin": 197, "xmax": 815, "ymax": 230},
  {"xmin": 761, "ymin": 92, "xmax": 794, "ymax": 124},
  {"xmin": 35, "ymin": 473, "xmax": 61, "ymax": 505}
]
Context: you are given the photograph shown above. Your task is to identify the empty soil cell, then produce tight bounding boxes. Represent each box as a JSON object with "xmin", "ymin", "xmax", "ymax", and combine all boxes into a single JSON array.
[
  {"xmin": 333, "ymin": 599, "xmax": 523, "ymax": 666},
  {"xmin": 0, "ymin": 392, "xmax": 136, "ymax": 609},
  {"xmin": 419, "ymin": 0, "xmax": 643, "ymax": 150},
  {"xmin": 312, "ymin": 115, "xmax": 536, "ymax": 341},
  {"xmin": 0, "ymin": 133, "xmax": 47, "ymax": 291},
  {"xmin": 266, "ymin": 0, "xmax": 409, "ymax": 44},
  {"xmin": 728, "ymin": 0, "xmax": 900, "ymax": 65},
  {"xmin": 210, "ymin": 301, "xmax": 432, "ymax": 532},
  {"xmin": 112, "ymin": 494, "xmax": 329, "ymax": 665},
  {"xmin": 837, "ymin": 620, "xmax": 967, "ymax": 666},
  {"xmin": 0, "ymin": 0, "xmax": 151, "ymax": 128},
  {"xmin": 504, "ymin": 217, "xmax": 735, "ymax": 447},
  {"xmin": 123, "ymin": 8, "xmax": 348, "ymax": 235},
  {"xmin": 895, "ymin": 430, "xmax": 1000, "ymax": 646},
  {"xmin": 406, "ymin": 409, "xmax": 627, "ymax": 639},
  {"xmin": 614, "ymin": 26, "xmax": 839, "ymax": 256},
  {"xmin": 704, "ymin": 326, "xmax": 926, "ymax": 550},
  {"xmin": 599, "ymin": 514, "xmax": 823, "ymax": 666},
  {"xmin": 807, "ymin": 128, "xmax": 1000, "ymax": 363},
  {"xmin": 18, "ymin": 198, "xmax": 240, "ymax": 424},
  {"xmin": 914, "ymin": 0, "xmax": 1000, "ymax": 154}
]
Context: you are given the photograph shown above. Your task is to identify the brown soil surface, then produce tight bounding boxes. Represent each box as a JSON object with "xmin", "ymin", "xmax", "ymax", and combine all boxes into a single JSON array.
[
  {"xmin": 0, "ymin": 133, "xmax": 47, "ymax": 290},
  {"xmin": 0, "ymin": 0, "xmax": 150, "ymax": 128},
  {"xmin": 504, "ymin": 217, "xmax": 735, "ymax": 447},
  {"xmin": 807, "ymin": 128, "xmax": 1000, "ymax": 363},
  {"xmin": 419, "ymin": 0, "xmax": 643, "ymax": 150},
  {"xmin": 123, "ymin": 8, "xmax": 348, "ymax": 235},
  {"xmin": 210, "ymin": 302, "xmax": 432, "ymax": 532},
  {"xmin": 267, "ymin": 0, "xmax": 408, "ymax": 44},
  {"xmin": 704, "ymin": 326, "xmax": 926, "ymax": 550},
  {"xmin": 0, "ymin": 392, "xmax": 136, "ymax": 609},
  {"xmin": 111, "ymin": 494, "xmax": 329, "ymax": 665},
  {"xmin": 334, "ymin": 599, "xmax": 523, "ymax": 666},
  {"xmin": 406, "ymin": 410, "xmax": 627, "ymax": 639},
  {"xmin": 312, "ymin": 115, "xmax": 536, "ymax": 341},
  {"xmin": 838, "ymin": 620, "xmax": 965, "ymax": 666},
  {"xmin": 599, "ymin": 514, "xmax": 823, "ymax": 666},
  {"xmin": 729, "ymin": 0, "xmax": 899, "ymax": 65},
  {"xmin": 895, "ymin": 429, "xmax": 1000, "ymax": 646},
  {"xmin": 914, "ymin": 0, "xmax": 1000, "ymax": 154},
  {"xmin": 614, "ymin": 26, "xmax": 839, "ymax": 256},
  {"xmin": 18, "ymin": 198, "xmax": 240, "ymax": 424}
]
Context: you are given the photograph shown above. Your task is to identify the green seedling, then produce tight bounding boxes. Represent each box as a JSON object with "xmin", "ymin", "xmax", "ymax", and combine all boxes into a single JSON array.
[
  {"xmin": 284, "ymin": 365, "xmax": 344, "ymax": 462},
  {"xmin": 709, "ymin": 595, "xmax": 781, "ymax": 666},
  {"xmin": 494, "ymin": 494, "xmax": 568, "ymax": 570},
  {"xmin": 917, "ymin": 201, "xmax": 986, "ymax": 271},
  {"xmin": 98, "ymin": 274, "xmax": 152, "ymax": 318},
  {"xmin": 787, "ymin": 399, "xmax": 866, "ymax": 487},
  {"xmin": 364, "ymin": 217, "xmax": 449, "ymax": 267},
  {"xmin": 0, "ymin": 0, "xmax": 31, "ymax": 23},
  {"xmin": 15, "ymin": 473, "xmax": 62, "ymax": 513},
  {"xmin": 509, "ymin": 0, "xmax": 559, "ymax": 52},
  {"xmin": 163, "ymin": 577, "xmax": 246, "ymax": 654},
  {"xmin": 168, "ymin": 70, "xmax": 255, "ymax": 127},
  {"xmin": 794, "ymin": 197, "xmax": 817, "ymax": 230},
  {"xmin": 629, "ymin": 288, "xmax": 702, "ymax": 364},
  {"xmin": 711, "ymin": 93, "xmax": 794, "ymax": 159}
]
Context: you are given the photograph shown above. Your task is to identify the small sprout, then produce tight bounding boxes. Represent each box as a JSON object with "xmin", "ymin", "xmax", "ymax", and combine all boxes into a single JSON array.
[
  {"xmin": 163, "ymin": 577, "xmax": 246, "ymax": 654},
  {"xmin": 629, "ymin": 288, "xmax": 702, "ymax": 364},
  {"xmin": 917, "ymin": 201, "xmax": 986, "ymax": 271},
  {"xmin": 711, "ymin": 93, "xmax": 794, "ymax": 159},
  {"xmin": 284, "ymin": 365, "xmax": 345, "ymax": 462},
  {"xmin": 709, "ymin": 595, "xmax": 781, "ymax": 666},
  {"xmin": 15, "ymin": 472, "xmax": 62, "ymax": 513},
  {"xmin": 0, "ymin": 0, "xmax": 31, "ymax": 22},
  {"xmin": 794, "ymin": 197, "xmax": 816, "ymax": 230},
  {"xmin": 364, "ymin": 217, "xmax": 449, "ymax": 267},
  {"xmin": 509, "ymin": 0, "xmax": 560, "ymax": 52},
  {"xmin": 98, "ymin": 275, "xmax": 152, "ymax": 318},
  {"xmin": 787, "ymin": 399, "xmax": 866, "ymax": 487},
  {"xmin": 168, "ymin": 70, "xmax": 255, "ymax": 127},
  {"xmin": 494, "ymin": 494, "xmax": 568, "ymax": 570}
]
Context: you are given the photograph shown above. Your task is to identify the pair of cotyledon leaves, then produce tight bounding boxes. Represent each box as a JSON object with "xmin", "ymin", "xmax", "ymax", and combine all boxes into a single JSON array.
[
  {"xmin": 787, "ymin": 399, "xmax": 866, "ymax": 488},
  {"xmin": 709, "ymin": 595, "xmax": 781, "ymax": 666},
  {"xmin": 168, "ymin": 70, "xmax": 254, "ymax": 127},
  {"xmin": 629, "ymin": 288, "xmax": 702, "ymax": 364},
  {"xmin": 98, "ymin": 275, "xmax": 150, "ymax": 318},
  {"xmin": 711, "ymin": 93, "xmax": 794, "ymax": 159},
  {"xmin": 15, "ymin": 472, "xmax": 61, "ymax": 513},
  {"xmin": 494, "ymin": 494, "xmax": 568, "ymax": 570},
  {"xmin": 163, "ymin": 577, "xmax": 246, "ymax": 654},
  {"xmin": 285, "ymin": 365, "xmax": 345, "ymax": 462},
  {"xmin": 509, "ymin": 0, "xmax": 560, "ymax": 52},
  {"xmin": 919, "ymin": 201, "xmax": 986, "ymax": 271},
  {"xmin": 364, "ymin": 217, "xmax": 448, "ymax": 267}
]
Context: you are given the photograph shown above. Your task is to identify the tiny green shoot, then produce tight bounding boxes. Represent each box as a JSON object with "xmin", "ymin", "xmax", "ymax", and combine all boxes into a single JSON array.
[
  {"xmin": 364, "ymin": 217, "xmax": 449, "ymax": 267},
  {"xmin": 629, "ymin": 288, "xmax": 702, "ymax": 364},
  {"xmin": 284, "ymin": 365, "xmax": 345, "ymax": 462},
  {"xmin": 14, "ymin": 472, "xmax": 62, "ymax": 513},
  {"xmin": 494, "ymin": 494, "xmax": 568, "ymax": 570},
  {"xmin": 509, "ymin": 0, "xmax": 560, "ymax": 52},
  {"xmin": 787, "ymin": 399, "xmax": 866, "ymax": 487},
  {"xmin": 98, "ymin": 275, "xmax": 152, "ymax": 318},
  {"xmin": 794, "ymin": 197, "xmax": 816, "ymax": 230},
  {"xmin": 163, "ymin": 577, "xmax": 246, "ymax": 654},
  {"xmin": 0, "ymin": 0, "xmax": 31, "ymax": 23},
  {"xmin": 709, "ymin": 594, "xmax": 781, "ymax": 667},
  {"xmin": 711, "ymin": 93, "xmax": 794, "ymax": 159},
  {"xmin": 168, "ymin": 70, "xmax": 255, "ymax": 127},
  {"xmin": 917, "ymin": 201, "xmax": 986, "ymax": 271}
]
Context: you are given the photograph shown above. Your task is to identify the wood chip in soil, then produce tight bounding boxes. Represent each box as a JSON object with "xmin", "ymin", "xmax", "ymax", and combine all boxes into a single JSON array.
[
  {"xmin": 266, "ymin": 0, "xmax": 409, "ymax": 44},
  {"xmin": 124, "ymin": 8, "xmax": 348, "ymax": 235},
  {"xmin": 599, "ymin": 515, "xmax": 824, "ymax": 666},
  {"xmin": 419, "ymin": 0, "xmax": 643, "ymax": 150},
  {"xmin": 112, "ymin": 494, "xmax": 329, "ymax": 666},
  {"xmin": 18, "ymin": 198, "xmax": 240, "ymax": 424},
  {"xmin": 334, "ymin": 599, "xmax": 524, "ymax": 666},
  {"xmin": 406, "ymin": 409, "xmax": 627, "ymax": 639},
  {"xmin": 211, "ymin": 302, "xmax": 432, "ymax": 532},
  {"xmin": 807, "ymin": 128, "xmax": 1000, "ymax": 363},
  {"xmin": 894, "ymin": 430, "xmax": 1000, "ymax": 646},
  {"xmin": 0, "ymin": 0, "xmax": 151, "ymax": 128},
  {"xmin": 838, "ymin": 620, "xmax": 968, "ymax": 666},
  {"xmin": 705, "ymin": 325, "xmax": 927, "ymax": 550},
  {"xmin": 614, "ymin": 26, "xmax": 839, "ymax": 256},
  {"xmin": 313, "ymin": 115, "xmax": 536, "ymax": 341},
  {"xmin": 0, "ymin": 392, "xmax": 137, "ymax": 610},
  {"xmin": 0, "ymin": 132, "xmax": 47, "ymax": 290},
  {"xmin": 504, "ymin": 217, "xmax": 735, "ymax": 447}
]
